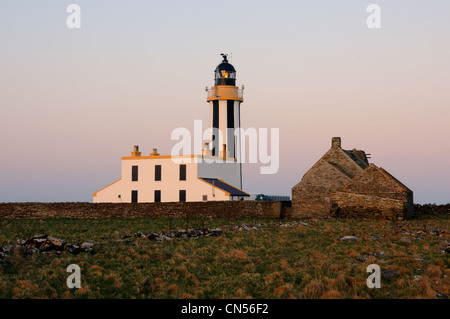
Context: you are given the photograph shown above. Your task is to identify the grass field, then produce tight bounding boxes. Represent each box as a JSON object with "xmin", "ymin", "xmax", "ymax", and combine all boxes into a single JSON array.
[{"xmin": 0, "ymin": 216, "xmax": 449, "ymax": 299}]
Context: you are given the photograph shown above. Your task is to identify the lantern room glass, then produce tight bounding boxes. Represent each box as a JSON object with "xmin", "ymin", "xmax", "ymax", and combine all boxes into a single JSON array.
[{"xmin": 215, "ymin": 69, "xmax": 236, "ymax": 86}]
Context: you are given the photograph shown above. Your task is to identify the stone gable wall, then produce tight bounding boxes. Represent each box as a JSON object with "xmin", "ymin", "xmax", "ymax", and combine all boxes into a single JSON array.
[
  {"xmin": 292, "ymin": 160, "xmax": 353, "ymax": 218},
  {"xmin": 300, "ymin": 148, "xmax": 363, "ymax": 183},
  {"xmin": 341, "ymin": 165, "xmax": 409, "ymax": 200}
]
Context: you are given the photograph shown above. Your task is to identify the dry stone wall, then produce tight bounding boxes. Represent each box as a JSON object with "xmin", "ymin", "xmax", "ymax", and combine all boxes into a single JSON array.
[
  {"xmin": 0, "ymin": 201, "xmax": 289, "ymax": 219},
  {"xmin": 0, "ymin": 202, "xmax": 445, "ymax": 220}
]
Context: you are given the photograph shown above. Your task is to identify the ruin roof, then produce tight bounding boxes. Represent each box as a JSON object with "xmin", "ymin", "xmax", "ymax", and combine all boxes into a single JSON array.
[
  {"xmin": 340, "ymin": 164, "xmax": 412, "ymax": 194},
  {"xmin": 343, "ymin": 149, "xmax": 369, "ymax": 169}
]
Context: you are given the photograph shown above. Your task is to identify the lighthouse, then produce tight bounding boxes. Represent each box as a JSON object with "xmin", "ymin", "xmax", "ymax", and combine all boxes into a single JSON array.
[
  {"xmin": 206, "ymin": 54, "xmax": 244, "ymax": 188},
  {"xmin": 206, "ymin": 54, "xmax": 244, "ymax": 160}
]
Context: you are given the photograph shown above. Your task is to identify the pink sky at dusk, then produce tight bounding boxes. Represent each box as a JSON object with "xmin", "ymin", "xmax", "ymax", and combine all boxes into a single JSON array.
[{"xmin": 0, "ymin": 1, "xmax": 449, "ymax": 203}]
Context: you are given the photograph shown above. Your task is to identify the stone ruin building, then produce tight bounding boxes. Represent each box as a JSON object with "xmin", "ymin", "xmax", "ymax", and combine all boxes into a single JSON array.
[{"xmin": 291, "ymin": 137, "xmax": 413, "ymax": 220}]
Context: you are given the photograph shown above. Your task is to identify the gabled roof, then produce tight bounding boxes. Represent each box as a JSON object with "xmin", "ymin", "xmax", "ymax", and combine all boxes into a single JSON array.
[
  {"xmin": 377, "ymin": 166, "xmax": 413, "ymax": 193},
  {"xmin": 200, "ymin": 178, "xmax": 250, "ymax": 197},
  {"xmin": 340, "ymin": 164, "xmax": 412, "ymax": 194},
  {"xmin": 292, "ymin": 138, "xmax": 371, "ymax": 190}
]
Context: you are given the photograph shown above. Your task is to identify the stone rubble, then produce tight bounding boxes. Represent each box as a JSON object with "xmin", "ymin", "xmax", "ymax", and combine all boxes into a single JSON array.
[
  {"xmin": 123, "ymin": 221, "xmax": 311, "ymax": 243},
  {"xmin": 340, "ymin": 236, "xmax": 359, "ymax": 242},
  {"xmin": 381, "ymin": 269, "xmax": 400, "ymax": 280},
  {"xmin": 414, "ymin": 258, "xmax": 429, "ymax": 263},
  {"xmin": 435, "ymin": 291, "xmax": 449, "ymax": 298},
  {"xmin": 300, "ymin": 222, "xmax": 310, "ymax": 226},
  {"xmin": 391, "ymin": 224, "xmax": 447, "ymax": 238},
  {"xmin": 0, "ymin": 234, "xmax": 98, "ymax": 263},
  {"xmin": 128, "ymin": 226, "xmax": 240, "ymax": 242},
  {"xmin": 355, "ymin": 251, "xmax": 386, "ymax": 263},
  {"xmin": 364, "ymin": 251, "xmax": 385, "ymax": 258}
]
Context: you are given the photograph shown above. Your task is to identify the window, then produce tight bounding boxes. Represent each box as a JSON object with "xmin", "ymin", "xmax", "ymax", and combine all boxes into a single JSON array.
[
  {"xmin": 154, "ymin": 190, "xmax": 161, "ymax": 203},
  {"xmin": 179, "ymin": 190, "xmax": 186, "ymax": 202},
  {"xmin": 202, "ymin": 195, "xmax": 207, "ymax": 201},
  {"xmin": 131, "ymin": 190, "xmax": 138, "ymax": 203},
  {"xmin": 155, "ymin": 165, "xmax": 161, "ymax": 181},
  {"xmin": 179, "ymin": 164, "xmax": 186, "ymax": 181},
  {"xmin": 214, "ymin": 69, "xmax": 236, "ymax": 86},
  {"xmin": 132, "ymin": 166, "xmax": 138, "ymax": 181}
]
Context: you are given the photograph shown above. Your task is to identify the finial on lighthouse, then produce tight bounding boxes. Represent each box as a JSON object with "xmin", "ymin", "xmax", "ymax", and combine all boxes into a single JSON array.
[{"xmin": 220, "ymin": 53, "xmax": 228, "ymax": 63}]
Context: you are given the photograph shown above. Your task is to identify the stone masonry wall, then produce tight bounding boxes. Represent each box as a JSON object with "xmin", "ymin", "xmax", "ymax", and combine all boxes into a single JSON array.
[
  {"xmin": 337, "ymin": 165, "xmax": 413, "ymax": 218},
  {"xmin": 413, "ymin": 204, "xmax": 450, "ymax": 217},
  {"xmin": 0, "ymin": 202, "xmax": 446, "ymax": 220},
  {"xmin": 292, "ymin": 160, "xmax": 353, "ymax": 218},
  {"xmin": 331, "ymin": 191, "xmax": 406, "ymax": 220},
  {"xmin": 0, "ymin": 201, "xmax": 290, "ymax": 219},
  {"xmin": 341, "ymin": 165, "xmax": 410, "ymax": 201},
  {"xmin": 318, "ymin": 147, "xmax": 365, "ymax": 180}
]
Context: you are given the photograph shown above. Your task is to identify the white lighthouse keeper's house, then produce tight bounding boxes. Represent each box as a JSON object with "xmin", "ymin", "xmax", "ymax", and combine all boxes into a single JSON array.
[{"xmin": 93, "ymin": 55, "xmax": 249, "ymax": 203}]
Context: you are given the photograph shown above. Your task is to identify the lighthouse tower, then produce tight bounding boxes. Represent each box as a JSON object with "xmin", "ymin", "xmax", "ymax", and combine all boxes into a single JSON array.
[
  {"xmin": 206, "ymin": 54, "xmax": 244, "ymax": 166},
  {"xmin": 205, "ymin": 54, "xmax": 244, "ymax": 189}
]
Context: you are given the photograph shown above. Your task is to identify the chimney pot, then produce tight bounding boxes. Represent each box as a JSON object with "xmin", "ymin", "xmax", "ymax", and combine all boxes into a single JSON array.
[
  {"xmin": 131, "ymin": 145, "xmax": 141, "ymax": 157},
  {"xmin": 332, "ymin": 137, "xmax": 341, "ymax": 149}
]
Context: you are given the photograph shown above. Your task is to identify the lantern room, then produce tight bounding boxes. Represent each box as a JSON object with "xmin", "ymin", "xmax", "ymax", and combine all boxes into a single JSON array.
[{"xmin": 214, "ymin": 54, "xmax": 236, "ymax": 86}]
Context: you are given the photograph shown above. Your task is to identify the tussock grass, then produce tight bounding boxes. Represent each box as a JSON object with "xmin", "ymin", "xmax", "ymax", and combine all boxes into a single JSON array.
[{"xmin": 0, "ymin": 216, "xmax": 448, "ymax": 299}]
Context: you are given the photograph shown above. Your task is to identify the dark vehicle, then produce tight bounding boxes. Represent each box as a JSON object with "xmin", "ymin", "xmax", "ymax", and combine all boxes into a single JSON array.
[{"xmin": 255, "ymin": 194, "xmax": 272, "ymax": 201}]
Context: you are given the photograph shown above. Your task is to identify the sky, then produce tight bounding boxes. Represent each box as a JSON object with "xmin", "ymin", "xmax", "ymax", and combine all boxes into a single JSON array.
[{"xmin": 0, "ymin": 0, "xmax": 449, "ymax": 204}]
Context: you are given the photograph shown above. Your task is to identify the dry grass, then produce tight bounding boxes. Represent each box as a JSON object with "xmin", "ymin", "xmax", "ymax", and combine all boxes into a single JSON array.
[{"xmin": 0, "ymin": 215, "xmax": 448, "ymax": 299}]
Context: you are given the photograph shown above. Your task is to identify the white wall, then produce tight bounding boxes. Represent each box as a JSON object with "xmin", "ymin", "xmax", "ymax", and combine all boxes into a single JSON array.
[
  {"xmin": 93, "ymin": 179, "xmax": 123, "ymax": 203},
  {"xmin": 93, "ymin": 156, "xmax": 231, "ymax": 203},
  {"xmin": 197, "ymin": 159, "xmax": 241, "ymax": 190}
]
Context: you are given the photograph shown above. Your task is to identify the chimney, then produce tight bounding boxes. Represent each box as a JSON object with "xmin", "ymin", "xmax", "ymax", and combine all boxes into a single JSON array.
[
  {"xmin": 332, "ymin": 137, "xmax": 341, "ymax": 149},
  {"xmin": 150, "ymin": 148, "xmax": 160, "ymax": 156},
  {"xmin": 203, "ymin": 142, "xmax": 211, "ymax": 157},
  {"xmin": 131, "ymin": 145, "xmax": 141, "ymax": 157}
]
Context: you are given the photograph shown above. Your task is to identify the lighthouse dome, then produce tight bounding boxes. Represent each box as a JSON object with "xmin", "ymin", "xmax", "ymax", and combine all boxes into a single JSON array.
[{"xmin": 214, "ymin": 54, "xmax": 236, "ymax": 86}]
